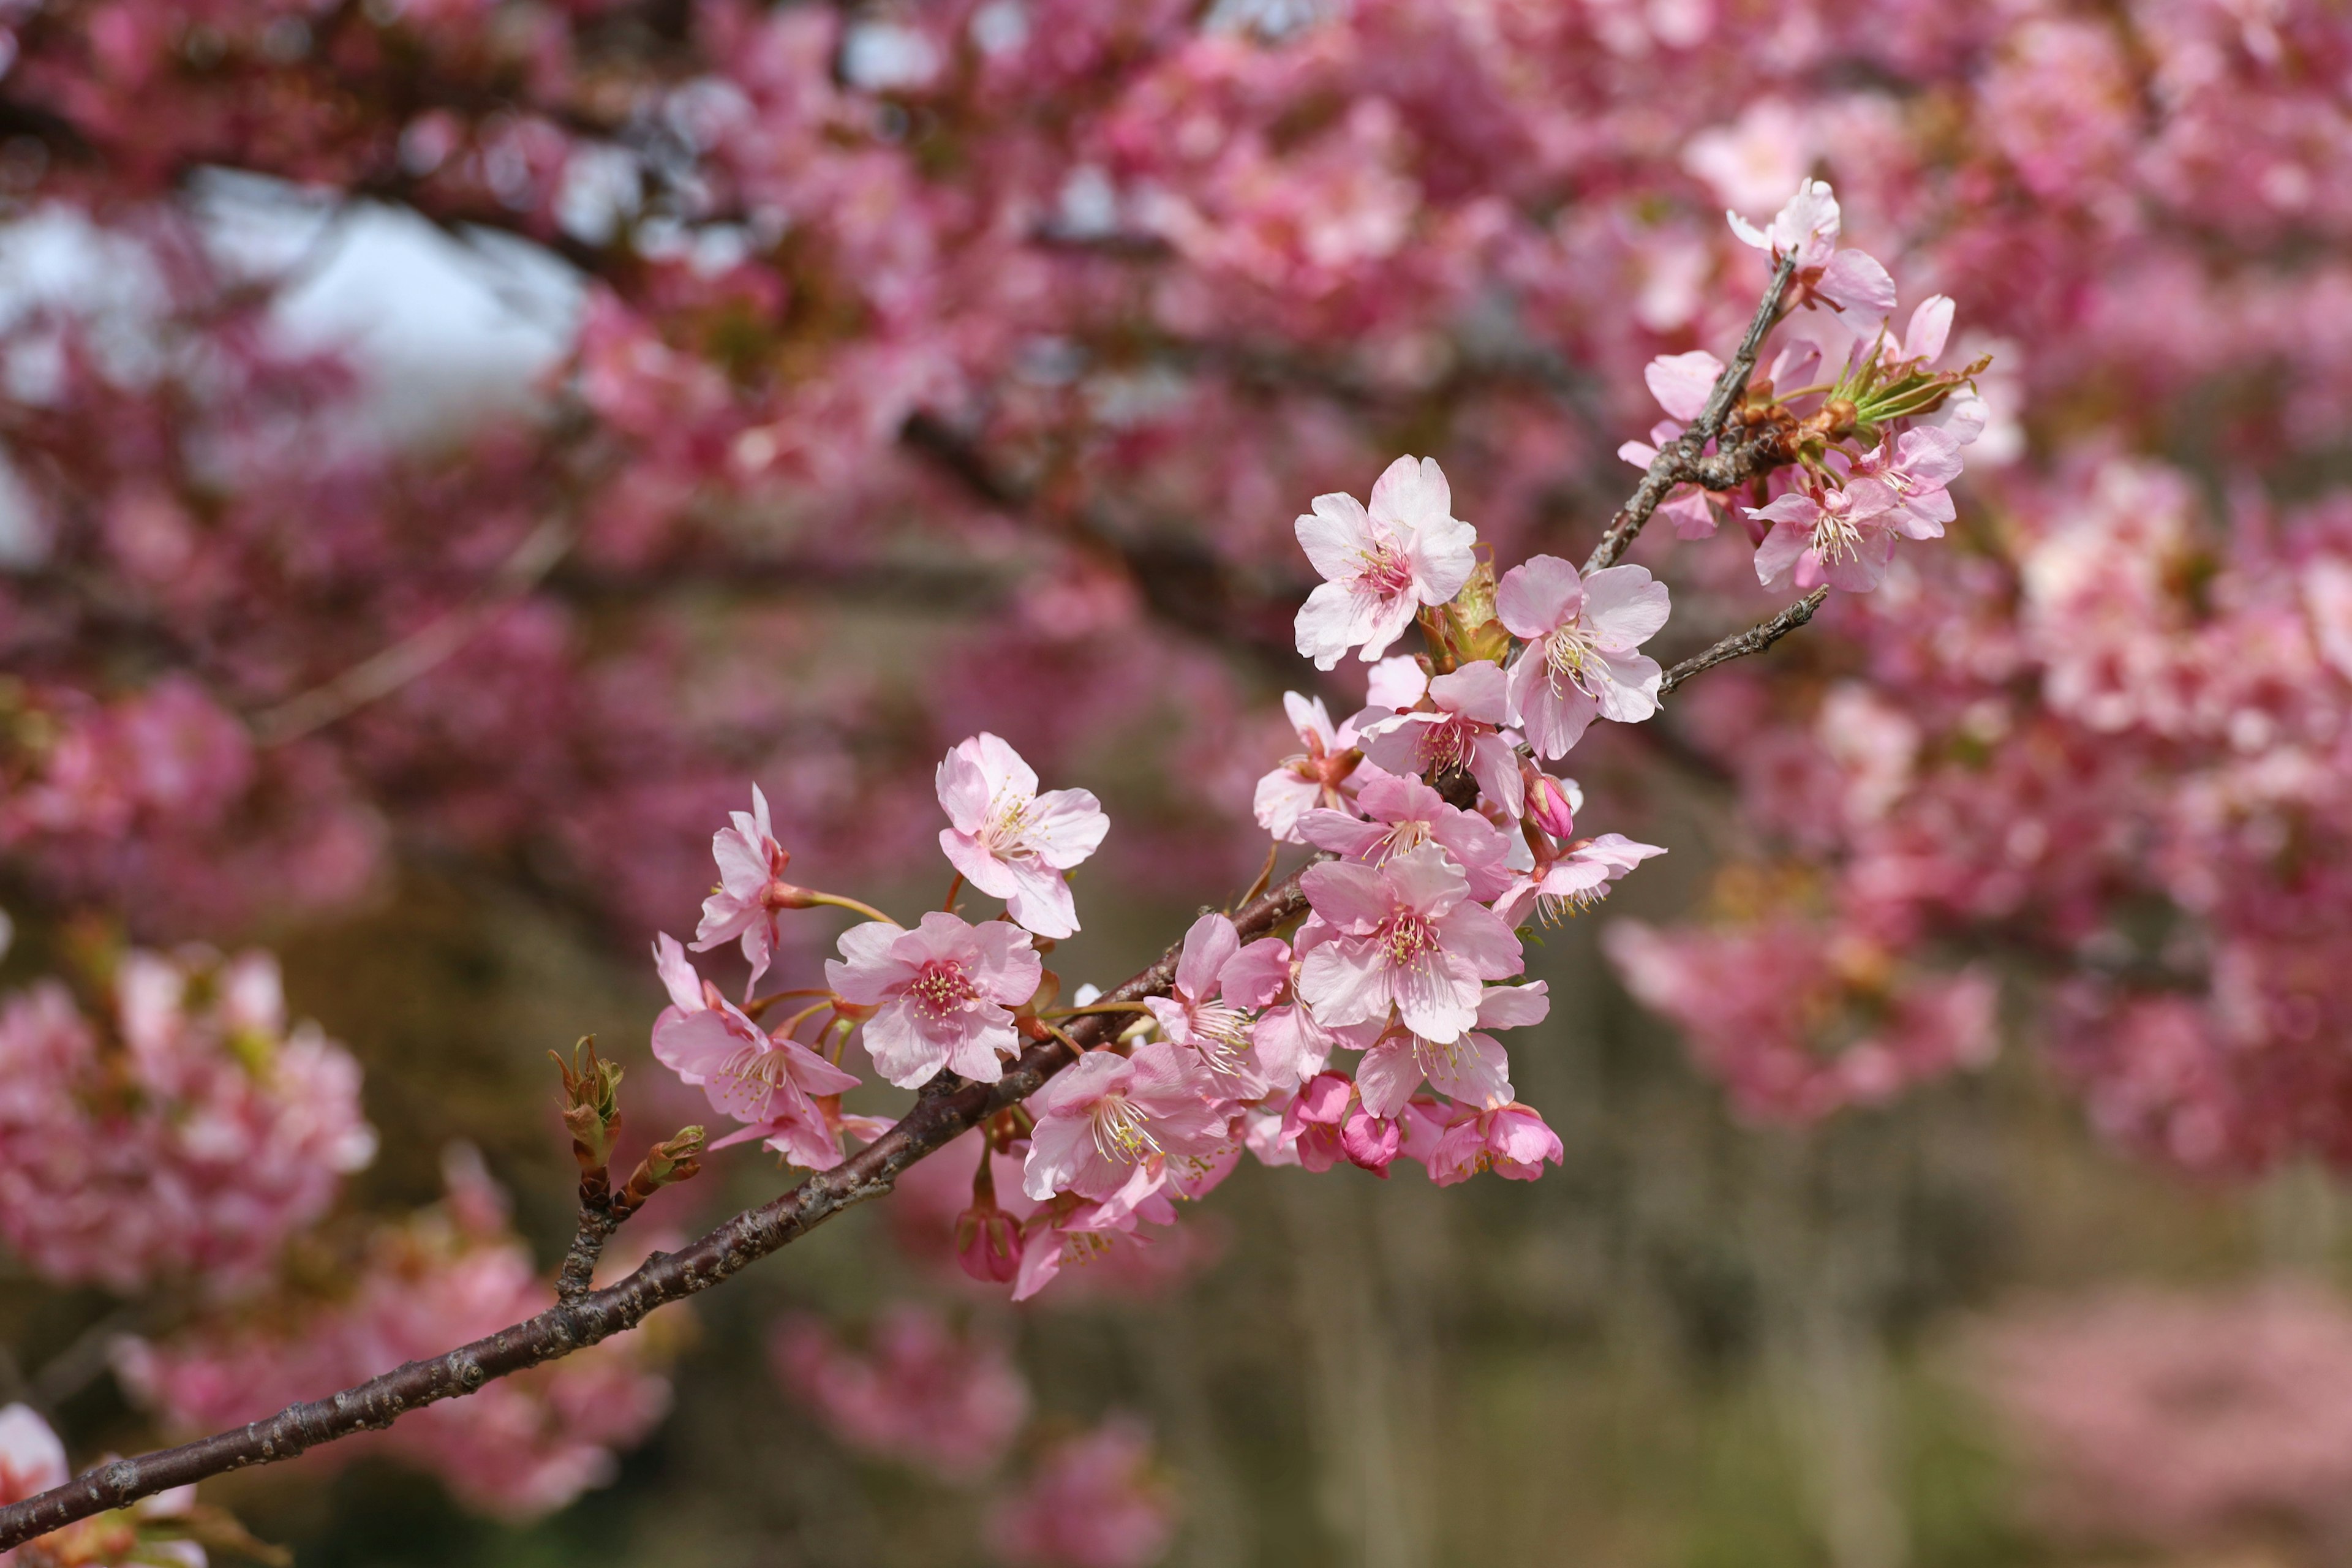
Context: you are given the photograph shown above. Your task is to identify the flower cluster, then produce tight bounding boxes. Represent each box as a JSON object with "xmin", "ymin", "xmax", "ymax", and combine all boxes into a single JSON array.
[
  {"xmin": 771, "ymin": 1306, "xmax": 1030, "ymax": 1482},
  {"xmin": 1620, "ymin": 184, "xmax": 1985, "ymax": 594},
  {"xmin": 0, "ymin": 948, "xmax": 376, "ymax": 1294},
  {"xmin": 1970, "ymin": 1283, "xmax": 2352, "ymax": 1556},
  {"xmin": 772, "ymin": 1303, "xmax": 1175, "ymax": 1567},
  {"xmin": 115, "ymin": 1150, "xmax": 678, "ymax": 1522}
]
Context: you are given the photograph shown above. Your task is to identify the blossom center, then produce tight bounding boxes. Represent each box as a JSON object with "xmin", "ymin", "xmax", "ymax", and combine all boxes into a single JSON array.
[
  {"xmin": 980, "ymin": 793, "xmax": 1038, "ymax": 853},
  {"xmin": 1090, "ymin": 1093, "xmax": 1163, "ymax": 1164},
  {"xmin": 1380, "ymin": 911, "xmax": 1440, "ymax": 964},
  {"xmin": 908, "ymin": 959, "xmax": 979, "ymax": 1021},
  {"xmin": 1542, "ymin": 622, "xmax": 1602, "ymax": 696},
  {"xmin": 1810, "ymin": 490, "xmax": 1866, "ymax": 563},
  {"xmin": 1355, "ymin": 539, "xmax": 1416, "ymax": 598},
  {"xmin": 1414, "ymin": 714, "xmax": 1478, "ymax": 774}
]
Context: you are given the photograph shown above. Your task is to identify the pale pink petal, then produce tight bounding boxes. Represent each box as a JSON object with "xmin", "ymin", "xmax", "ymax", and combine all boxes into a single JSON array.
[
  {"xmin": 1476, "ymin": 981, "xmax": 1550, "ymax": 1031},
  {"xmin": 934, "ymin": 745, "xmax": 994, "ymax": 834},
  {"xmin": 1662, "ymin": 490, "xmax": 1720, "ymax": 539},
  {"xmin": 1300, "ymin": 861, "xmax": 1396, "ymax": 932},
  {"xmin": 1281, "ymin": 692, "xmax": 1336, "ymax": 747},
  {"xmin": 1752, "ymin": 515, "xmax": 1812, "ymax": 587},
  {"xmin": 1427, "ymin": 1032, "xmax": 1512, "ymax": 1108},
  {"xmin": 1430, "ymin": 658, "xmax": 1509, "ymax": 723},
  {"xmin": 1494, "ymin": 554, "xmax": 1583, "ymax": 639},
  {"xmin": 940, "ymin": 827, "xmax": 1023, "ymax": 900},
  {"xmin": 862, "ymin": 999, "xmax": 946, "ymax": 1088},
  {"xmin": 1402, "ymin": 514, "xmax": 1478, "ymax": 606},
  {"xmin": 1174, "ymin": 912, "xmax": 1242, "ymax": 1001},
  {"xmin": 1294, "ymin": 580, "xmax": 1377, "ymax": 671},
  {"xmin": 1645, "ymin": 350, "xmax": 1724, "ymax": 422},
  {"xmin": 1392, "ymin": 952, "xmax": 1478, "ymax": 1043},
  {"xmin": 652, "ymin": 933, "xmax": 704, "ymax": 1014},
  {"xmin": 1436, "ymin": 902, "xmax": 1525, "ymax": 981},
  {"xmin": 1901, "ymin": 295, "xmax": 1954, "ymax": 363},
  {"xmin": 1364, "ymin": 655, "xmax": 1428, "ymax": 712},
  {"xmin": 1468, "ymin": 732, "xmax": 1525, "ymax": 817},
  {"xmin": 1817, "ymin": 249, "xmax": 1896, "ymax": 317},
  {"xmin": 1297, "ymin": 940, "xmax": 1393, "ymax": 1027},
  {"xmin": 1365, "ymin": 454, "xmax": 1451, "ymax": 533},
  {"xmin": 1022, "ymin": 787, "xmax": 1109, "ymax": 869},
  {"xmin": 1295, "ymin": 491, "xmax": 1376, "ymax": 582},
  {"xmin": 1354, "ymin": 586, "xmax": 1423, "ymax": 663},
  {"xmin": 1220, "ymin": 938, "xmax": 1292, "ymax": 1010},
  {"xmin": 1382, "ymin": 845, "xmax": 1471, "ymax": 916},
  {"xmin": 1578, "ymin": 564, "xmax": 1672, "ymax": 649},
  {"xmin": 1592, "ymin": 650, "xmax": 1662, "ymax": 723},
  {"xmin": 1355, "ymin": 1036, "xmax": 1422, "ymax": 1119}
]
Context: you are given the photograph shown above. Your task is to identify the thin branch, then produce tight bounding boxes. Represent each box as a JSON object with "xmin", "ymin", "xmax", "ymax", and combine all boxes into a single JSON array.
[
  {"xmin": 552, "ymin": 1203, "xmax": 622, "ymax": 1306},
  {"xmin": 1582, "ymin": 250, "xmax": 1799, "ymax": 576},
  {"xmin": 1657, "ymin": 587, "xmax": 1831, "ymax": 698},
  {"xmin": 0, "ymin": 871, "xmax": 1314, "ymax": 1553},
  {"xmin": 247, "ymin": 516, "xmax": 576, "ymax": 747}
]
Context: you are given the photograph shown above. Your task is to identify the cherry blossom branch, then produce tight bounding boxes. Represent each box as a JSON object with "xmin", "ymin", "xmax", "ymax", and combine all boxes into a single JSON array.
[
  {"xmin": 0, "ymin": 871, "xmax": 1314, "ymax": 1553},
  {"xmin": 1656, "ymin": 587, "xmax": 1831, "ymax": 698},
  {"xmin": 1583, "ymin": 251, "xmax": 1799, "ymax": 575}
]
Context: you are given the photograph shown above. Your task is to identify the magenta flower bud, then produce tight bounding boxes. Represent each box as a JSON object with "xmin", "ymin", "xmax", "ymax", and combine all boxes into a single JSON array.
[
  {"xmin": 1340, "ymin": 1108, "xmax": 1401, "ymax": 1177},
  {"xmin": 954, "ymin": 1203, "xmax": 1025, "ymax": 1284},
  {"xmin": 1523, "ymin": 766, "xmax": 1578, "ymax": 840}
]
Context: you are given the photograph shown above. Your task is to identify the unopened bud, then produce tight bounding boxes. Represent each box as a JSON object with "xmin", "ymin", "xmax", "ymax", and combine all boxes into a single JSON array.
[
  {"xmin": 1522, "ymin": 765, "xmax": 1578, "ymax": 840},
  {"xmin": 552, "ymin": 1037, "xmax": 625, "ymax": 1174},
  {"xmin": 954, "ymin": 1204, "xmax": 1025, "ymax": 1283},
  {"xmin": 619, "ymin": 1126, "xmax": 706, "ymax": 1213}
]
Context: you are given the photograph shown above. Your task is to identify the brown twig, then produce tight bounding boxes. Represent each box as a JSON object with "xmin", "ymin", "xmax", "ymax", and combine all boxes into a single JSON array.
[
  {"xmin": 1582, "ymin": 251, "xmax": 1799, "ymax": 576},
  {"xmin": 1657, "ymin": 587, "xmax": 1831, "ymax": 698},
  {"xmin": 0, "ymin": 872, "xmax": 1314, "ymax": 1553}
]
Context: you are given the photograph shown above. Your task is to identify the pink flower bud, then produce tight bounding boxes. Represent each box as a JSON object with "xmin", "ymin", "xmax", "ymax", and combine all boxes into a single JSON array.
[
  {"xmin": 1340, "ymin": 1107, "xmax": 1401, "ymax": 1176},
  {"xmin": 955, "ymin": 1202, "xmax": 1025, "ymax": 1284},
  {"xmin": 1524, "ymin": 765, "xmax": 1578, "ymax": 839}
]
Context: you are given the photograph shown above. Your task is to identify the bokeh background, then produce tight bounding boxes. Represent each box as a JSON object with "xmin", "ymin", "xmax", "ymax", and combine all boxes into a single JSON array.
[{"xmin": 6, "ymin": 0, "xmax": 2352, "ymax": 1564}]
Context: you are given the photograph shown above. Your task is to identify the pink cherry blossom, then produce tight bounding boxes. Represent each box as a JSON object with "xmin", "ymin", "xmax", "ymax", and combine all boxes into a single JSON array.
[
  {"xmin": 1521, "ymin": 765, "xmax": 1581, "ymax": 840},
  {"xmin": 1224, "ymin": 933, "xmax": 1334, "ymax": 1093},
  {"xmin": 1296, "ymin": 846, "xmax": 1523, "ymax": 1044},
  {"xmin": 1747, "ymin": 474, "xmax": 1905, "ymax": 592},
  {"xmin": 1727, "ymin": 179, "xmax": 1898, "ymax": 318},
  {"xmin": 688, "ymin": 785, "xmax": 796, "ymax": 997},
  {"xmin": 1277, "ymin": 1071, "xmax": 1363, "ymax": 1175},
  {"xmin": 1492, "ymin": 834, "xmax": 1668, "ymax": 928},
  {"xmin": 1141, "ymin": 913, "xmax": 1257, "ymax": 1088},
  {"xmin": 1353, "ymin": 982, "xmax": 1548, "ymax": 1118},
  {"xmin": 937, "ymin": 733, "xmax": 1109, "ymax": 940},
  {"xmin": 1297, "ymin": 770, "xmax": 1513, "ymax": 901},
  {"xmin": 1496, "ymin": 556, "xmax": 1671, "ymax": 760},
  {"xmin": 1359, "ymin": 661, "xmax": 1525, "ymax": 816},
  {"xmin": 649, "ymin": 934, "xmax": 861, "ymax": 1169},
  {"xmin": 827, "ymin": 913, "xmax": 1042, "ymax": 1089},
  {"xmin": 0, "ymin": 951, "xmax": 374, "ymax": 1295},
  {"xmin": 771, "ymin": 1306, "xmax": 1029, "ymax": 1483},
  {"xmin": 985, "ymin": 1418, "xmax": 1175, "ymax": 1568},
  {"xmin": 1852, "ymin": 426, "xmax": 1966, "ymax": 538},
  {"xmin": 1293, "ymin": 455, "xmax": 1477, "ymax": 671},
  {"xmin": 1253, "ymin": 693, "xmax": 1364, "ymax": 843},
  {"xmin": 1423, "ymin": 1102, "xmax": 1565, "ymax": 1186},
  {"xmin": 1645, "ymin": 350, "xmax": 1724, "ymax": 423},
  {"xmin": 1023, "ymin": 1042, "xmax": 1227, "ymax": 1203}
]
